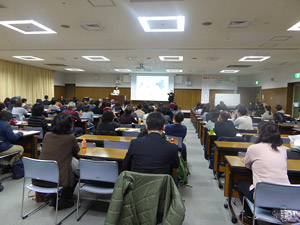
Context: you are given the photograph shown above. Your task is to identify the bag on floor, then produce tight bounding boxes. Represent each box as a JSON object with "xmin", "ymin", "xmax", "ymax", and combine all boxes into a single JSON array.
[
  {"xmin": 12, "ymin": 159, "xmax": 24, "ymax": 179},
  {"xmin": 177, "ymin": 156, "xmax": 191, "ymax": 186},
  {"xmin": 272, "ymin": 209, "xmax": 300, "ymax": 223}
]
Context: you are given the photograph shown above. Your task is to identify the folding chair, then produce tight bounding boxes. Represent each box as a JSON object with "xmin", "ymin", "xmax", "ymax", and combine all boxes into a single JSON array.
[
  {"xmin": 122, "ymin": 130, "xmax": 140, "ymax": 137},
  {"xmin": 287, "ymin": 148, "xmax": 300, "ymax": 160},
  {"xmin": 21, "ymin": 157, "xmax": 76, "ymax": 225},
  {"xmin": 76, "ymin": 159, "xmax": 118, "ymax": 221},
  {"xmin": 103, "ymin": 140, "xmax": 131, "ymax": 150},
  {"xmin": 243, "ymin": 182, "xmax": 300, "ymax": 225}
]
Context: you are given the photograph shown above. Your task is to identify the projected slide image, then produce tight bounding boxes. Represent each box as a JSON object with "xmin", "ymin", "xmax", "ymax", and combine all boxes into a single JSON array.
[{"xmin": 136, "ymin": 76, "xmax": 169, "ymax": 101}]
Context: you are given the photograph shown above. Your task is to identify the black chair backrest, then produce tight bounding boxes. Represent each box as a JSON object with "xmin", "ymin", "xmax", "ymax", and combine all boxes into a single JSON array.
[
  {"xmin": 287, "ymin": 148, "xmax": 300, "ymax": 160},
  {"xmin": 237, "ymin": 129, "xmax": 257, "ymax": 134},
  {"xmin": 217, "ymin": 136, "xmax": 245, "ymax": 142}
]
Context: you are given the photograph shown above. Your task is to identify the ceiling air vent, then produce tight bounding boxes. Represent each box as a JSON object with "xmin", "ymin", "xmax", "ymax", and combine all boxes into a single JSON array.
[
  {"xmin": 227, "ymin": 65, "xmax": 252, "ymax": 68},
  {"xmin": 80, "ymin": 23, "xmax": 104, "ymax": 31},
  {"xmin": 131, "ymin": 0, "xmax": 183, "ymax": 2},
  {"xmin": 88, "ymin": 0, "xmax": 115, "ymax": 7},
  {"xmin": 227, "ymin": 19, "xmax": 254, "ymax": 28},
  {"xmin": 45, "ymin": 64, "xmax": 67, "ymax": 67}
]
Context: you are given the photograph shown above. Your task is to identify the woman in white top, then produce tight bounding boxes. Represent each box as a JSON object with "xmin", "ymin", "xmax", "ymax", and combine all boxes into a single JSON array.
[
  {"xmin": 261, "ymin": 105, "xmax": 273, "ymax": 120},
  {"xmin": 231, "ymin": 105, "xmax": 253, "ymax": 130},
  {"xmin": 238, "ymin": 122, "xmax": 290, "ymax": 221},
  {"xmin": 12, "ymin": 101, "xmax": 27, "ymax": 121},
  {"xmin": 112, "ymin": 86, "xmax": 120, "ymax": 95}
]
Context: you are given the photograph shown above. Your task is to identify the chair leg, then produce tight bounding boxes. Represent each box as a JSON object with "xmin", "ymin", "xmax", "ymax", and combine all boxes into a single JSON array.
[
  {"xmin": 76, "ymin": 183, "xmax": 80, "ymax": 221},
  {"xmin": 55, "ymin": 189, "xmax": 59, "ymax": 225},
  {"xmin": 77, "ymin": 201, "xmax": 95, "ymax": 222}
]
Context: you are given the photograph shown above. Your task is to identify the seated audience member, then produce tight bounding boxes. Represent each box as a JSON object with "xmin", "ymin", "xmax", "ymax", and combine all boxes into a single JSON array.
[
  {"xmin": 238, "ymin": 122, "xmax": 290, "ymax": 223},
  {"xmin": 36, "ymin": 99, "xmax": 43, "ymax": 105},
  {"xmin": 92, "ymin": 100, "xmax": 103, "ymax": 114},
  {"xmin": 96, "ymin": 110, "xmax": 120, "ymax": 135},
  {"xmin": 0, "ymin": 111, "xmax": 24, "ymax": 172},
  {"xmin": 135, "ymin": 104, "xmax": 145, "ymax": 118},
  {"xmin": 261, "ymin": 105, "xmax": 273, "ymax": 120},
  {"xmin": 0, "ymin": 102, "xmax": 6, "ymax": 112},
  {"xmin": 4, "ymin": 98, "xmax": 11, "ymax": 108},
  {"xmin": 32, "ymin": 113, "xmax": 80, "ymax": 210},
  {"xmin": 149, "ymin": 102, "xmax": 156, "ymax": 110},
  {"xmin": 22, "ymin": 98, "xmax": 30, "ymax": 110},
  {"xmin": 273, "ymin": 104, "xmax": 286, "ymax": 122},
  {"xmin": 62, "ymin": 102, "xmax": 83, "ymax": 136},
  {"xmin": 49, "ymin": 99, "xmax": 61, "ymax": 112},
  {"xmin": 142, "ymin": 104, "xmax": 149, "ymax": 114},
  {"xmin": 110, "ymin": 99, "xmax": 115, "ymax": 109},
  {"xmin": 253, "ymin": 102, "xmax": 265, "ymax": 117},
  {"xmin": 122, "ymin": 100, "xmax": 130, "ymax": 111},
  {"xmin": 81, "ymin": 105, "xmax": 94, "ymax": 133},
  {"xmin": 76, "ymin": 102, "xmax": 85, "ymax": 112},
  {"xmin": 60, "ymin": 99, "xmax": 69, "ymax": 112},
  {"xmin": 42, "ymin": 95, "xmax": 50, "ymax": 105},
  {"xmin": 123, "ymin": 112, "xmax": 179, "ymax": 174},
  {"xmin": 28, "ymin": 104, "xmax": 51, "ymax": 134},
  {"xmin": 143, "ymin": 106, "xmax": 154, "ymax": 121},
  {"xmin": 231, "ymin": 105, "xmax": 253, "ymax": 130},
  {"xmin": 89, "ymin": 99, "xmax": 96, "ymax": 110},
  {"xmin": 162, "ymin": 106, "xmax": 173, "ymax": 124},
  {"xmin": 12, "ymin": 100, "xmax": 28, "ymax": 121},
  {"xmin": 219, "ymin": 101, "xmax": 228, "ymax": 111},
  {"xmin": 6, "ymin": 97, "xmax": 17, "ymax": 111},
  {"xmin": 103, "ymin": 102, "xmax": 113, "ymax": 112},
  {"xmin": 205, "ymin": 107, "xmax": 220, "ymax": 122},
  {"xmin": 119, "ymin": 105, "xmax": 137, "ymax": 124},
  {"xmin": 214, "ymin": 111, "xmax": 237, "ymax": 138},
  {"xmin": 165, "ymin": 111, "xmax": 187, "ymax": 161},
  {"xmin": 112, "ymin": 101, "xmax": 123, "ymax": 112}
]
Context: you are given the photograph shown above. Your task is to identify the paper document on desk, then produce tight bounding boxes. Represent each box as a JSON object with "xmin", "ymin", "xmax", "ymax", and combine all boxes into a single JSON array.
[
  {"xmin": 13, "ymin": 130, "xmax": 39, "ymax": 135},
  {"xmin": 288, "ymin": 135, "xmax": 300, "ymax": 149},
  {"xmin": 236, "ymin": 134, "xmax": 243, "ymax": 137}
]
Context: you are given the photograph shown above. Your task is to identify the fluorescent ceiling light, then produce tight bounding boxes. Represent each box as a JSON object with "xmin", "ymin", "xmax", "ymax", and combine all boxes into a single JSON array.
[
  {"xmin": 166, "ymin": 69, "xmax": 183, "ymax": 73},
  {"xmin": 0, "ymin": 20, "xmax": 56, "ymax": 34},
  {"xmin": 13, "ymin": 56, "xmax": 44, "ymax": 61},
  {"xmin": 288, "ymin": 21, "xmax": 300, "ymax": 31},
  {"xmin": 159, "ymin": 56, "xmax": 183, "ymax": 62},
  {"xmin": 65, "ymin": 68, "xmax": 85, "ymax": 72},
  {"xmin": 220, "ymin": 70, "xmax": 239, "ymax": 73},
  {"xmin": 114, "ymin": 69, "xmax": 132, "ymax": 72},
  {"xmin": 138, "ymin": 16, "xmax": 185, "ymax": 32},
  {"xmin": 239, "ymin": 56, "xmax": 270, "ymax": 62},
  {"xmin": 82, "ymin": 56, "xmax": 110, "ymax": 61}
]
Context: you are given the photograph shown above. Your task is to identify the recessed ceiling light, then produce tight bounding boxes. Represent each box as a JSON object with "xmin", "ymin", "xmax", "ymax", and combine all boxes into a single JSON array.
[
  {"xmin": 114, "ymin": 69, "xmax": 132, "ymax": 72},
  {"xmin": 288, "ymin": 21, "xmax": 300, "ymax": 31},
  {"xmin": 0, "ymin": 20, "xmax": 56, "ymax": 34},
  {"xmin": 65, "ymin": 68, "xmax": 84, "ymax": 72},
  {"xmin": 138, "ymin": 16, "xmax": 185, "ymax": 32},
  {"xmin": 159, "ymin": 56, "xmax": 183, "ymax": 62},
  {"xmin": 82, "ymin": 56, "xmax": 110, "ymax": 61},
  {"xmin": 220, "ymin": 70, "xmax": 239, "ymax": 73},
  {"xmin": 239, "ymin": 56, "xmax": 270, "ymax": 62},
  {"xmin": 166, "ymin": 69, "xmax": 183, "ymax": 73},
  {"xmin": 13, "ymin": 56, "xmax": 44, "ymax": 61}
]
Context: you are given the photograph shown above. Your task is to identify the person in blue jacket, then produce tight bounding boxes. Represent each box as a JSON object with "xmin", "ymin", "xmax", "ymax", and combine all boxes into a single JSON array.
[{"xmin": 0, "ymin": 111, "xmax": 24, "ymax": 172}]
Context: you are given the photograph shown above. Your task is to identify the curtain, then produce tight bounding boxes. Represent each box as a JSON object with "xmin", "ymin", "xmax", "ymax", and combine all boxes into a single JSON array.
[{"xmin": 0, "ymin": 59, "xmax": 54, "ymax": 104}]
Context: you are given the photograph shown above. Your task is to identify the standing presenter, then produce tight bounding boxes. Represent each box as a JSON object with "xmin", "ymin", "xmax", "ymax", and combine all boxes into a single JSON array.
[
  {"xmin": 112, "ymin": 86, "xmax": 120, "ymax": 95},
  {"xmin": 167, "ymin": 90, "xmax": 174, "ymax": 103}
]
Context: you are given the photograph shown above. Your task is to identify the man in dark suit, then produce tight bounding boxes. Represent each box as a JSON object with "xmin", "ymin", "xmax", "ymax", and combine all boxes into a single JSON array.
[
  {"xmin": 123, "ymin": 112, "xmax": 179, "ymax": 174},
  {"xmin": 214, "ymin": 111, "xmax": 237, "ymax": 138}
]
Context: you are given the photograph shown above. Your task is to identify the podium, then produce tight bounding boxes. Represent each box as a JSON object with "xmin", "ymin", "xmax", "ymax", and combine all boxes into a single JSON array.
[{"xmin": 109, "ymin": 95, "xmax": 125, "ymax": 105}]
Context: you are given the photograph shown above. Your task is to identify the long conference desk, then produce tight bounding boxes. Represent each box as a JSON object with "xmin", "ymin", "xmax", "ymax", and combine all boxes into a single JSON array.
[
  {"xmin": 224, "ymin": 155, "xmax": 300, "ymax": 223},
  {"xmin": 13, "ymin": 130, "xmax": 40, "ymax": 158}
]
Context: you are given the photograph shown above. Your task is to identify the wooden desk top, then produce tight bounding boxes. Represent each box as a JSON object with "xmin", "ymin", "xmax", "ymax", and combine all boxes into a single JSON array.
[
  {"xmin": 278, "ymin": 123, "xmax": 300, "ymax": 127},
  {"xmin": 77, "ymin": 135, "xmax": 135, "ymax": 142},
  {"xmin": 215, "ymin": 141, "xmax": 291, "ymax": 149},
  {"xmin": 78, "ymin": 147, "xmax": 127, "ymax": 160},
  {"xmin": 77, "ymin": 134, "xmax": 178, "ymax": 145},
  {"xmin": 209, "ymin": 132, "xmax": 289, "ymax": 138},
  {"xmin": 225, "ymin": 155, "xmax": 300, "ymax": 171},
  {"xmin": 13, "ymin": 130, "xmax": 40, "ymax": 137}
]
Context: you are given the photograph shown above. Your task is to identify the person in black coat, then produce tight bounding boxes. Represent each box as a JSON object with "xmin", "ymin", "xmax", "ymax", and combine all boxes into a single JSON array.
[
  {"xmin": 167, "ymin": 90, "xmax": 175, "ymax": 103},
  {"xmin": 123, "ymin": 112, "xmax": 179, "ymax": 175},
  {"xmin": 214, "ymin": 111, "xmax": 237, "ymax": 138}
]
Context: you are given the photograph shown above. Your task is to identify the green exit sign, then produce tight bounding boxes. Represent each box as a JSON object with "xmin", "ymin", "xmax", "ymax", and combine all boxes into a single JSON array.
[
  {"xmin": 255, "ymin": 80, "xmax": 259, "ymax": 85},
  {"xmin": 295, "ymin": 73, "xmax": 300, "ymax": 79}
]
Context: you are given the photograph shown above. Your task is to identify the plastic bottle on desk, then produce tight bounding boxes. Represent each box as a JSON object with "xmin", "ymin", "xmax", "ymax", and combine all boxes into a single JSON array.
[
  {"xmin": 82, "ymin": 138, "xmax": 87, "ymax": 154},
  {"xmin": 209, "ymin": 128, "xmax": 214, "ymax": 135}
]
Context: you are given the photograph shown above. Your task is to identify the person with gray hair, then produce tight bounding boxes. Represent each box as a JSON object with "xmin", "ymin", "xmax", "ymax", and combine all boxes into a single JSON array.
[{"xmin": 62, "ymin": 101, "xmax": 83, "ymax": 136}]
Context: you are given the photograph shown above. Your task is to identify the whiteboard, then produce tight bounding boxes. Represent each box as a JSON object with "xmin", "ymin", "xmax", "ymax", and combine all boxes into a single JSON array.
[{"xmin": 215, "ymin": 94, "xmax": 240, "ymax": 107}]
